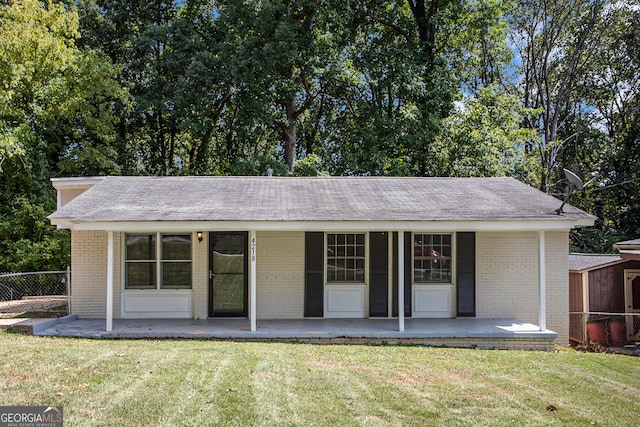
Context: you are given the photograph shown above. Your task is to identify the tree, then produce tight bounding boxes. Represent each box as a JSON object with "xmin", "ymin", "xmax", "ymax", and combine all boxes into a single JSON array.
[
  {"xmin": 510, "ymin": 0, "xmax": 615, "ymax": 192},
  {"xmin": 445, "ymin": 0, "xmax": 514, "ymax": 95},
  {"xmin": 323, "ymin": 0, "xmax": 522, "ymax": 177},
  {"xmin": 0, "ymin": 0, "xmax": 124, "ymax": 271},
  {"xmin": 434, "ymin": 86, "xmax": 540, "ymax": 183},
  {"xmin": 567, "ymin": 4, "xmax": 640, "ymax": 251},
  {"xmin": 346, "ymin": 0, "xmax": 460, "ymax": 175},
  {"xmin": 216, "ymin": 1, "xmax": 355, "ymax": 172}
]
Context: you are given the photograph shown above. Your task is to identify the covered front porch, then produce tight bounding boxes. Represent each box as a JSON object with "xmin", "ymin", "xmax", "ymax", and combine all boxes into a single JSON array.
[{"xmin": 36, "ymin": 317, "xmax": 557, "ymax": 350}]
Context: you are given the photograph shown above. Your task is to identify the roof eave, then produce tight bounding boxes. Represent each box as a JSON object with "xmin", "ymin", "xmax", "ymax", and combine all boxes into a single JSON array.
[
  {"xmin": 50, "ymin": 176, "xmax": 105, "ymax": 191},
  {"xmin": 58, "ymin": 218, "xmax": 593, "ymax": 232},
  {"xmin": 614, "ymin": 244, "xmax": 640, "ymax": 251},
  {"xmin": 569, "ymin": 259, "xmax": 626, "ymax": 272},
  {"xmin": 619, "ymin": 250, "xmax": 640, "ymax": 261},
  {"xmin": 49, "ymin": 217, "xmax": 73, "ymax": 229},
  {"xmin": 572, "ymin": 217, "xmax": 596, "ymax": 228}
]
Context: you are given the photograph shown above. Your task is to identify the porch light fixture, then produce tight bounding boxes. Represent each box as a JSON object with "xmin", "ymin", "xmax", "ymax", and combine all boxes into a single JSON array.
[{"xmin": 197, "ymin": 231, "xmax": 204, "ymax": 242}]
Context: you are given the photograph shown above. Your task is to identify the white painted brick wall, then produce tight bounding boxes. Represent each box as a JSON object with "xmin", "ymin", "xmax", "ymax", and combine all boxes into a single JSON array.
[
  {"xmin": 69, "ymin": 229, "xmax": 570, "ymax": 344},
  {"xmin": 70, "ymin": 230, "xmax": 121, "ymax": 319},
  {"xmin": 193, "ymin": 233, "xmax": 208, "ymax": 319},
  {"xmin": 256, "ymin": 231, "xmax": 305, "ymax": 319},
  {"xmin": 545, "ymin": 231, "xmax": 569, "ymax": 345},
  {"xmin": 476, "ymin": 231, "xmax": 569, "ymax": 345}
]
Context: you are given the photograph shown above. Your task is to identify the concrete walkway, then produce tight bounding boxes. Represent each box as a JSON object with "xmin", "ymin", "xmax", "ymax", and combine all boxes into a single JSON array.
[{"xmin": 35, "ymin": 317, "xmax": 557, "ymax": 340}]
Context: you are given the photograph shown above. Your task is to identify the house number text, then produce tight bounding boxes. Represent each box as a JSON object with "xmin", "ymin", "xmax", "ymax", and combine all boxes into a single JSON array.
[{"xmin": 251, "ymin": 237, "xmax": 256, "ymax": 262}]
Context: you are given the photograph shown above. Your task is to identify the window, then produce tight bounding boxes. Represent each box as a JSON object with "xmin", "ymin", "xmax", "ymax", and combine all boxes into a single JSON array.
[
  {"xmin": 413, "ymin": 234, "xmax": 452, "ymax": 283},
  {"xmin": 161, "ymin": 234, "xmax": 192, "ymax": 289},
  {"xmin": 125, "ymin": 233, "xmax": 192, "ymax": 289},
  {"xmin": 125, "ymin": 234, "xmax": 156, "ymax": 289},
  {"xmin": 327, "ymin": 233, "xmax": 365, "ymax": 283}
]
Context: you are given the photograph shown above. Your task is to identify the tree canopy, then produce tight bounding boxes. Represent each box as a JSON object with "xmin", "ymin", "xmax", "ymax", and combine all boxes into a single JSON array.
[
  {"xmin": 0, "ymin": 0, "xmax": 638, "ymax": 270},
  {"xmin": 0, "ymin": 0, "xmax": 123, "ymax": 271}
]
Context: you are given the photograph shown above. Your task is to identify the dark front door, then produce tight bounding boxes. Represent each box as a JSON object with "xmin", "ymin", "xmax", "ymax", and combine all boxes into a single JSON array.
[{"xmin": 209, "ymin": 232, "xmax": 248, "ymax": 317}]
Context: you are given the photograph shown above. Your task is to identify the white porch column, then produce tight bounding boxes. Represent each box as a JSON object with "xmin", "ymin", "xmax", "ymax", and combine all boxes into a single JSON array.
[
  {"xmin": 250, "ymin": 230, "xmax": 257, "ymax": 332},
  {"xmin": 538, "ymin": 230, "xmax": 546, "ymax": 331},
  {"xmin": 106, "ymin": 230, "xmax": 114, "ymax": 332},
  {"xmin": 398, "ymin": 231, "xmax": 405, "ymax": 332}
]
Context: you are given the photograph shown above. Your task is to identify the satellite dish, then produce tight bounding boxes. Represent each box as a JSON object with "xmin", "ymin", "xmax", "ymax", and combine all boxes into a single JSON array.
[
  {"xmin": 563, "ymin": 169, "xmax": 584, "ymax": 191},
  {"xmin": 556, "ymin": 169, "xmax": 585, "ymax": 215}
]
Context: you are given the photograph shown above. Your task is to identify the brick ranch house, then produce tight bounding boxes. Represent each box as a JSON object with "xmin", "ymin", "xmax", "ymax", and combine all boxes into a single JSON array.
[{"xmin": 48, "ymin": 176, "xmax": 594, "ymax": 348}]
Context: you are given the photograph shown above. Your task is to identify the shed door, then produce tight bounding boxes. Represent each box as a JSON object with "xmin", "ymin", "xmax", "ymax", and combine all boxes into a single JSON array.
[
  {"xmin": 209, "ymin": 232, "xmax": 248, "ymax": 317},
  {"xmin": 624, "ymin": 270, "xmax": 640, "ymax": 341}
]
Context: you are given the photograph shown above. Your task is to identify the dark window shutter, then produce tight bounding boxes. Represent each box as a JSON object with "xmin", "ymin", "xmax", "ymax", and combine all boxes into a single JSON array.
[
  {"xmin": 392, "ymin": 232, "xmax": 398, "ymax": 317},
  {"xmin": 403, "ymin": 231, "xmax": 412, "ymax": 317},
  {"xmin": 369, "ymin": 232, "xmax": 388, "ymax": 317},
  {"xmin": 456, "ymin": 232, "xmax": 476, "ymax": 317},
  {"xmin": 392, "ymin": 232, "xmax": 412, "ymax": 317},
  {"xmin": 304, "ymin": 232, "xmax": 324, "ymax": 317}
]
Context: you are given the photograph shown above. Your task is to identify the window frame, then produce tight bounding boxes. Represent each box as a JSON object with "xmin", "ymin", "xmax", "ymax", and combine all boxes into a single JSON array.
[
  {"xmin": 412, "ymin": 233, "xmax": 453, "ymax": 285},
  {"xmin": 325, "ymin": 232, "xmax": 367, "ymax": 284},
  {"xmin": 124, "ymin": 232, "xmax": 193, "ymax": 290},
  {"xmin": 124, "ymin": 233, "xmax": 157, "ymax": 290},
  {"xmin": 160, "ymin": 234, "xmax": 193, "ymax": 289}
]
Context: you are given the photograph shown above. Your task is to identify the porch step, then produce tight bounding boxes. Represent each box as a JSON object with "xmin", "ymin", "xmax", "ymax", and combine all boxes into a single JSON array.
[{"xmin": 0, "ymin": 315, "xmax": 77, "ymax": 334}]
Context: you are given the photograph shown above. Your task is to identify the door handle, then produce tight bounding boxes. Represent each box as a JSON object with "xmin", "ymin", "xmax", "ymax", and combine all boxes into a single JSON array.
[{"xmin": 210, "ymin": 271, "xmax": 215, "ymax": 280}]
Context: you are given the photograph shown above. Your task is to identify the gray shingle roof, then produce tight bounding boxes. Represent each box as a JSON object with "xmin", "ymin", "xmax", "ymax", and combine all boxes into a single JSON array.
[
  {"xmin": 49, "ymin": 176, "xmax": 594, "ymax": 223},
  {"xmin": 568, "ymin": 254, "xmax": 624, "ymax": 271}
]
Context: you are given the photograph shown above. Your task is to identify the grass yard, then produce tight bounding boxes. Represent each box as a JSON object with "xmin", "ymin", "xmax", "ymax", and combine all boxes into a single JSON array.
[{"xmin": 1, "ymin": 332, "xmax": 639, "ymax": 426}]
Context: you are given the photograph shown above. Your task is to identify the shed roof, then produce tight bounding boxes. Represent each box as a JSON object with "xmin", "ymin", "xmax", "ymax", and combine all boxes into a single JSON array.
[
  {"xmin": 568, "ymin": 253, "xmax": 624, "ymax": 272},
  {"xmin": 614, "ymin": 238, "xmax": 640, "ymax": 261},
  {"xmin": 614, "ymin": 238, "xmax": 640, "ymax": 248},
  {"xmin": 48, "ymin": 176, "xmax": 595, "ymax": 228}
]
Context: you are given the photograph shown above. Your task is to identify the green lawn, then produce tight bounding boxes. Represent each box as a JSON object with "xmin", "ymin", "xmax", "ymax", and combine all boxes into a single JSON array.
[{"xmin": 1, "ymin": 332, "xmax": 639, "ymax": 426}]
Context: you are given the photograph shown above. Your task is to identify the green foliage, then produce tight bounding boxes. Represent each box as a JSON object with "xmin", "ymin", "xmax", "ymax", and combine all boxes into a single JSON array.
[
  {"xmin": 230, "ymin": 153, "xmax": 327, "ymax": 177},
  {"xmin": 292, "ymin": 154, "xmax": 328, "ymax": 176},
  {"xmin": 570, "ymin": 227, "xmax": 623, "ymax": 254},
  {"xmin": 314, "ymin": 0, "xmax": 464, "ymax": 176},
  {"xmin": 0, "ymin": 0, "xmax": 124, "ymax": 271},
  {"xmin": 510, "ymin": 0, "xmax": 619, "ymax": 192},
  {"xmin": 554, "ymin": 3, "xmax": 640, "ymax": 251},
  {"xmin": 0, "ymin": 0, "xmax": 638, "ymax": 261},
  {"xmin": 217, "ymin": 0, "xmax": 359, "ymax": 171},
  {"xmin": 0, "ymin": 197, "xmax": 70, "ymax": 271},
  {"xmin": 0, "ymin": 0, "xmax": 123, "ymax": 171},
  {"xmin": 0, "ymin": 0, "xmax": 78, "ymax": 168},
  {"xmin": 230, "ymin": 154, "xmax": 291, "ymax": 177},
  {"xmin": 445, "ymin": 0, "xmax": 514, "ymax": 94},
  {"xmin": 434, "ymin": 86, "xmax": 541, "ymax": 185}
]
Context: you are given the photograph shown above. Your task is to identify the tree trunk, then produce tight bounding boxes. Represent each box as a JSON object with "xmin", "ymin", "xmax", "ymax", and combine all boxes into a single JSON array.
[
  {"xmin": 276, "ymin": 70, "xmax": 318, "ymax": 172},
  {"xmin": 283, "ymin": 122, "xmax": 297, "ymax": 171},
  {"xmin": 279, "ymin": 96, "xmax": 299, "ymax": 172},
  {"xmin": 408, "ymin": 0, "xmax": 439, "ymax": 68}
]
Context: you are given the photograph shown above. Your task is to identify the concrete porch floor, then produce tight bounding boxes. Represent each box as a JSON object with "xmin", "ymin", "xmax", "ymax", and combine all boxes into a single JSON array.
[{"xmin": 36, "ymin": 317, "xmax": 557, "ymax": 342}]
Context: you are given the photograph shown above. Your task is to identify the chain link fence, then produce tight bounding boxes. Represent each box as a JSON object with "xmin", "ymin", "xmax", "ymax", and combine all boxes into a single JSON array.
[
  {"xmin": 571, "ymin": 311, "xmax": 640, "ymax": 348},
  {"xmin": 0, "ymin": 269, "xmax": 70, "ymax": 318}
]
